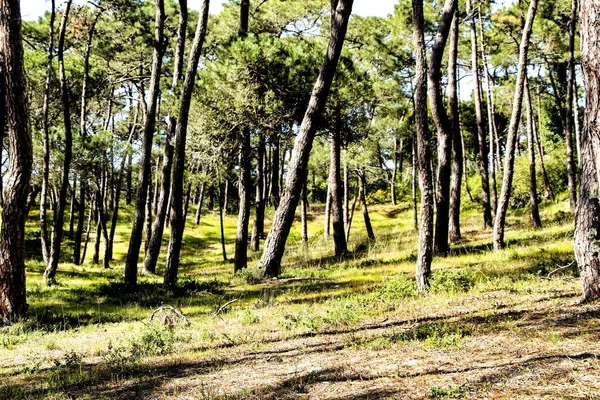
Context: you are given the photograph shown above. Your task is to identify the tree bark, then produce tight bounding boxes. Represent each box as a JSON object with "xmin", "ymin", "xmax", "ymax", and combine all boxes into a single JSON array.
[
  {"xmin": 493, "ymin": 0, "xmax": 538, "ymax": 250},
  {"xmin": 330, "ymin": 115, "xmax": 348, "ymax": 256},
  {"xmin": 68, "ymin": 177, "xmax": 77, "ymax": 239},
  {"xmin": 391, "ymin": 136, "xmax": 398, "ymax": 206},
  {"xmin": 218, "ymin": 181, "xmax": 227, "ymax": 262},
  {"xmin": 194, "ymin": 182, "xmax": 205, "ymax": 225},
  {"xmin": 235, "ymin": 128, "xmax": 252, "ymax": 271},
  {"xmin": 467, "ymin": 0, "xmax": 493, "ymax": 228},
  {"xmin": 359, "ymin": 170, "xmax": 375, "ymax": 241},
  {"xmin": 533, "ymin": 85, "xmax": 556, "ymax": 201},
  {"xmin": 413, "ymin": 0, "xmax": 434, "ymax": 292},
  {"xmin": 301, "ymin": 178, "xmax": 309, "ymax": 245},
  {"xmin": 124, "ymin": 0, "xmax": 165, "ymax": 287},
  {"xmin": 525, "ymin": 78, "xmax": 542, "ymax": 228},
  {"xmin": 575, "ymin": 0, "xmax": 600, "ymax": 301},
  {"xmin": 270, "ymin": 134, "xmax": 280, "ymax": 208},
  {"xmin": 429, "ymin": 0, "xmax": 456, "ymax": 256},
  {"xmin": 260, "ymin": 0, "xmax": 354, "ymax": 277},
  {"xmin": 81, "ymin": 199, "xmax": 94, "ymax": 264},
  {"xmin": 565, "ymin": 0, "xmax": 579, "ymax": 215},
  {"xmin": 411, "ymin": 135, "xmax": 418, "ymax": 231},
  {"xmin": 449, "ymin": 9, "xmax": 462, "ymax": 243},
  {"xmin": 164, "ymin": 0, "xmax": 210, "ymax": 285},
  {"xmin": 0, "ymin": 0, "xmax": 32, "ymax": 323},
  {"xmin": 251, "ymin": 133, "xmax": 266, "ymax": 251},
  {"xmin": 144, "ymin": 178, "xmax": 153, "ymax": 256},
  {"xmin": 324, "ymin": 181, "xmax": 331, "ymax": 240},
  {"xmin": 345, "ymin": 178, "xmax": 358, "ymax": 241},
  {"xmin": 40, "ymin": 0, "xmax": 55, "ymax": 265},
  {"xmin": 44, "ymin": 0, "xmax": 73, "ymax": 284}
]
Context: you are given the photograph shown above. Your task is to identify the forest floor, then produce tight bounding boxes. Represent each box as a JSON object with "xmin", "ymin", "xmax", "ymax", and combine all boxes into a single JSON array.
[{"xmin": 1, "ymin": 196, "xmax": 599, "ymax": 399}]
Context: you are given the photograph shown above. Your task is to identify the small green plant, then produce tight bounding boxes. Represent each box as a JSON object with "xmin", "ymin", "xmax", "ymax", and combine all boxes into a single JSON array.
[
  {"xmin": 430, "ymin": 269, "xmax": 476, "ymax": 294},
  {"xmin": 430, "ymin": 385, "xmax": 464, "ymax": 398},
  {"xmin": 236, "ymin": 267, "xmax": 264, "ymax": 284},
  {"xmin": 128, "ymin": 323, "xmax": 176, "ymax": 358},
  {"xmin": 377, "ymin": 276, "xmax": 417, "ymax": 304}
]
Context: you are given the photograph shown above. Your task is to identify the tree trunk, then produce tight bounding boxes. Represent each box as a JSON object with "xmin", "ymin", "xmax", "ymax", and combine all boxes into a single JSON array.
[
  {"xmin": 525, "ymin": 78, "xmax": 542, "ymax": 228},
  {"xmin": 324, "ymin": 181, "xmax": 331, "ymax": 240},
  {"xmin": 449, "ymin": 9, "xmax": 462, "ymax": 243},
  {"xmin": 533, "ymin": 85, "xmax": 556, "ymax": 201},
  {"xmin": 271, "ymin": 134, "xmax": 280, "ymax": 208},
  {"xmin": 574, "ymin": 77, "xmax": 581, "ymax": 165},
  {"xmin": 413, "ymin": 0, "xmax": 434, "ymax": 292},
  {"xmin": 467, "ymin": 0, "xmax": 493, "ymax": 228},
  {"xmin": 345, "ymin": 178, "xmax": 358, "ymax": 241},
  {"xmin": 44, "ymin": 0, "xmax": 73, "ymax": 285},
  {"xmin": 493, "ymin": 0, "xmax": 538, "ymax": 250},
  {"xmin": 343, "ymin": 163, "xmax": 349, "ymax": 227},
  {"xmin": 411, "ymin": 135, "xmax": 418, "ymax": 231},
  {"xmin": 68, "ymin": 177, "xmax": 77, "ymax": 239},
  {"xmin": 183, "ymin": 180, "xmax": 192, "ymax": 222},
  {"xmin": 218, "ymin": 181, "xmax": 227, "ymax": 262},
  {"xmin": 565, "ymin": 0, "xmax": 579, "ymax": 216},
  {"xmin": 359, "ymin": 170, "xmax": 375, "ymax": 241},
  {"xmin": 144, "ymin": 179, "xmax": 153, "ymax": 256},
  {"xmin": 40, "ymin": 0, "xmax": 55, "ymax": 265},
  {"xmin": 0, "ymin": 0, "xmax": 32, "ymax": 322},
  {"xmin": 251, "ymin": 133, "xmax": 266, "ymax": 251},
  {"xmin": 301, "ymin": 178, "xmax": 309, "ymax": 245},
  {"xmin": 391, "ymin": 136, "xmax": 398, "ymax": 205},
  {"xmin": 81, "ymin": 199, "xmax": 94, "ymax": 264},
  {"xmin": 124, "ymin": 0, "xmax": 165, "ymax": 287},
  {"xmin": 429, "ymin": 0, "xmax": 456, "ymax": 256},
  {"xmin": 330, "ymin": 116, "xmax": 348, "ymax": 256},
  {"xmin": 260, "ymin": 0, "xmax": 354, "ymax": 277},
  {"xmin": 235, "ymin": 128, "xmax": 252, "ymax": 271},
  {"xmin": 194, "ymin": 182, "xmax": 205, "ymax": 225},
  {"xmin": 575, "ymin": 0, "xmax": 600, "ymax": 301},
  {"xmin": 479, "ymin": 7, "xmax": 498, "ymax": 215},
  {"xmin": 164, "ymin": 0, "xmax": 209, "ymax": 286}
]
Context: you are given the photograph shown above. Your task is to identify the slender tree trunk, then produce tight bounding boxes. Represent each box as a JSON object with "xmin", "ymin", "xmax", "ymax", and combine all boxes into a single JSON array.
[
  {"xmin": 565, "ymin": 0, "xmax": 579, "ymax": 216},
  {"xmin": 223, "ymin": 180, "xmax": 229, "ymax": 214},
  {"xmin": 479, "ymin": 7, "xmax": 498, "ymax": 215},
  {"xmin": 235, "ymin": 128, "xmax": 252, "ymax": 271},
  {"xmin": 40, "ymin": 0, "xmax": 55, "ymax": 265},
  {"xmin": 533, "ymin": 85, "xmax": 556, "ymax": 201},
  {"xmin": 144, "ymin": 179, "xmax": 153, "ymax": 256},
  {"xmin": 0, "ymin": 0, "xmax": 32, "ymax": 322},
  {"xmin": 260, "ymin": 0, "xmax": 354, "ymax": 277},
  {"xmin": 345, "ymin": 179, "xmax": 358, "ymax": 241},
  {"xmin": 329, "ymin": 116, "xmax": 347, "ymax": 256},
  {"xmin": 413, "ymin": 0, "xmax": 434, "ymax": 292},
  {"xmin": 449, "ymin": 9, "xmax": 462, "ymax": 243},
  {"xmin": 251, "ymin": 133, "xmax": 266, "ymax": 251},
  {"xmin": 271, "ymin": 134, "xmax": 280, "ymax": 208},
  {"xmin": 343, "ymin": 162, "xmax": 349, "ymax": 227},
  {"xmin": 575, "ymin": 0, "xmax": 600, "ymax": 301},
  {"xmin": 324, "ymin": 181, "xmax": 331, "ymax": 240},
  {"xmin": 301, "ymin": 178, "xmax": 309, "ymax": 245},
  {"xmin": 429, "ymin": 0, "xmax": 456, "ymax": 256},
  {"xmin": 525, "ymin": 78, "xmax": 542, "ymax": 228},
  {"xmin": 411, "ymin": 135, "xmax": 418, "ymax": 231},
  {"xmin": 68, "ymin": 177, "xmax": 77, "ymax": 239},
  {"xmin": 44, "ymin": 0, "xmax": 73, "ymax": 284},
  {"xmin": 391, "ymin": 136, "xmax": 398, "ymax": 205},
  {"xmin": 81, "ymin": 199, "xmax": 94, "ymax": 264},
  {"xmin": 74, "ymin": 10, "xmax": 100, "ymax": 265},
  {"xmin": 124, "ymin": 0, "xmax": 165, "ymax": 287},
  {"xmin": 493, "ymin": 0, "xmax": 538, "ymax": 250},
  {"xmin": 194, "ymin": 182, "xmax": 205, "ymax": 225},
  {"xmin": 467, "ymin": 0, "xmax": 493, "ymax": 228},
  {"xmin": 164, "ymin": 0, "xmax": 210, "ymax": 285},
  {"xmin": 92, "ymin": 193, "xmax": 102, "ymax": 265},
  {"xmin": 218, "ymin": 181, "xmax": 227, "ymax": 262},
  {"xmin": 359, "ymin": 170, "xmax": 375, "ymax": 241}
]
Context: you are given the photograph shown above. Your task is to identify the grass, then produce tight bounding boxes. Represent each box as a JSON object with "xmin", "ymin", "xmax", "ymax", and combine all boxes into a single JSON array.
[{"xmin": 1, "ymin": 195, "xmax": 598, "ymax": 399}]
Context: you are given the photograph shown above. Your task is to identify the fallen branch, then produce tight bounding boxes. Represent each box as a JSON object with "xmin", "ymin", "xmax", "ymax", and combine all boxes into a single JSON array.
[
  {"xmin": 212, "ymin": 299, "xmax": 238, "ymax": 319},
  {"xmin": 546, "ymin": 260, "xmax": 576, "ymax": 278},
  {"xmin": 148, "ymin": 305, "xmax": 190, "ymax": 326}
]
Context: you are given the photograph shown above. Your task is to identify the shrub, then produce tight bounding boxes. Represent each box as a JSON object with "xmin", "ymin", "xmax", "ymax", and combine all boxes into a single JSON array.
[{"xmin": 430, "ymin": 269, "xmax": 476, "ymax": 294}]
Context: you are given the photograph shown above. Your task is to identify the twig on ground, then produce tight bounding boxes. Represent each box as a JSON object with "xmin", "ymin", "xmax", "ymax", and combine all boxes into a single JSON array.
[
  {"xmin": 148, "ymin": 304, "xmax": 190, "ymax": 326},
  {"xmin": 546, "ymin": 261, "xmax": 576, "ymax": 278},
  {"xmin": 213, "ymin": 299, "xmax": 238, "ymax": 319}
]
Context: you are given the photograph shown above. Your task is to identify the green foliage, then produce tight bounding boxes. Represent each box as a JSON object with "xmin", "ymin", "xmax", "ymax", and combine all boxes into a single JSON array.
[
  {"xmin": 430, "ymin": 269, "xmax": 477, "ymax": 295},
  {"xmin": 430, "ymin": 385, "xmax": 464, "ymax": 398}
]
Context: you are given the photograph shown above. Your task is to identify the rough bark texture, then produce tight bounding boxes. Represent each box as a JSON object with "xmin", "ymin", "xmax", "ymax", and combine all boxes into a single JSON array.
[
  {"xmin": 164, "ymin": 0, "xmax": 209, "ymax": 286},
  {"xmin": 124, "ymin": 0, "xmax": 165, "ymax": 287},
  {"xmin": 565, "ymin": 0, "xmax": 579, "ymax": 215},
  {"xmin": 449, "ymin": 10, "xmax": 462, "ymax": 243},
  {"xmin": 429, "ymin": 0, "xmax": 455, "ymax": 256},
  {"xmin": 467, "ymin": 0, "xmax": 493, "ymax": 228},
  {"xmin": 493, "ymin": 0, "xmax": 538, "ymax": 250},
  {"xmin": 143, "ymin": 0, "xmax": 187, "ymax": 275},
  {"xmin": 44, "ymin": 0, "xmax": 73, "ymax": 284},
  {"xmin": 330, "ymin": 118, "xmax": 347, "ymax": 256},
  {"xmin": 40, "ymin": 0, "xmax": 55, "ymax": 265},
  {"xmin": 525, "ymin": 79, "xmax": 542, "ymax": 228},
  {"xmin": 251, "ymin": 133, "xmax": 266, "ymax": 251},
  {"xmin": 574, "ymin": 0, "xmax": 600, "ymax": 301},
  {"xmin": 0, "ymin": 0, "xmax": 32, "ymax": 323},
  {"xmin": 413, "ymin": 0, "xmax": 434, "ymax": 292},
  {"xmin": 260, "ymin": 0, "xmax": 354, "ymax": 278}
]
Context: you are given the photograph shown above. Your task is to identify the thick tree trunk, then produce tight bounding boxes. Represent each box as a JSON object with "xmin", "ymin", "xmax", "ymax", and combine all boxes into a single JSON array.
[
  {"xmin": 449, "ymin": 9, "xmax": 462, "ymax": 243},
  {"xmin": 124, "ymin": 0, "xmax": 165, "ymax": 287},
  {"xmin": 413, "ymin": 0, "xmax": 434, "ymax": 292},
  {"xmin": 164, "ymin": 0, "xmax": 209, "ymax": 285},
  {"xmin": 359, "ymin": 170, "xmax": 375, "ymax": 241},
  {"xmin": 194, "ymin": 182, "xmax": 205, "ymax": 225},
  {"xmin": 467, "ymin": 0, "xmax": 493, "ymax": 228},
  {"xmin": 260, "ymin": 0, "xmax": 354, "ymax": 277},
  {"xmin": 493, "ymin": 0, "xmax": 538, "ymax": 250},
  {"xmin": 575, "ymin": 0, "xmax": 600, "ymax": 301},
  {"xmin": 525, "ymin": 78, "xmax": 542, "ymax": 228},
  {"xmin": 574, "ymin": 78, "xmax": 582, "ymax": 165},
  {"xmin": 429, "ymin": 0, "xmax": 456, "ymax": 256},
  {"xmin": 0, "ymin": 0, "xmax": 32, "ymax": 323},
  {"xmin": 40, "ymin": 0, "xmax": 55, "ymax": 265},
  {"xmin": 251, "ymin": 133, "xmax": 266, "ymax": 251},
  {"xmin": 330, "ymin": 118, "xmax": 347, "ymax": 256},
  {"xmin": 44, "ymin": 0, "xmax": 73, "ymax": 284}
]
